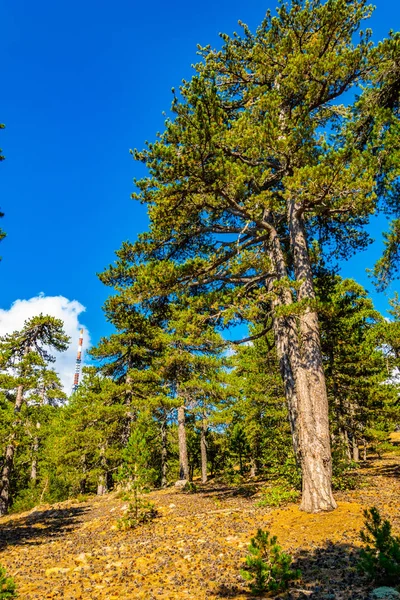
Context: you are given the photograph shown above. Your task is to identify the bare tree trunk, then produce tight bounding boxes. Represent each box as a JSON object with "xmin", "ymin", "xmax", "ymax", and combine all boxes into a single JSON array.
[
  {"xmin": 97, "ymin": 475, "xmax": 107, "ymax": 496},
  {"xmin": 250, "ymin": 456, "xmax": 257, "ymax": 478},
  {"xmin": 0, "ymin": 383, "xmax": 24, "ymax": 516},
  {"xmin": 267, "ymin": 231, "xmax": 300, "ymax": 464},
  {"xmin": 97, "ymin": 446, "xmax": 108, "ymax": 496},
  {"xmin": 177, "ymin": 405, "xmax": 189, "ymax": 481},
  {"xmin": 161, "ymin": 412, "xmax": 168, "ymax": 488},
  {"xmin": 268, "ymin": 225, "xmax": 334, "ymax": 511},
  {"xmin": 30, "ymin": 422, "xmax": 41, "ymax": 483},
  {"xmin": 352, "ymin": 436, "xmax": 359, "ymax": 462},
  {"xmin": 200, "ymin": 418, "xmax": 208, "ymax": 484},
  {"xmin": 362, "ymin": 438, "xmax": 367, "ymax": 461},
  {"xmin": 342, "ymin": 429, "xmax": 352, "ymax": 461},
  {"xmin": 288, "ymin": 202, "xmax": 336, "ymax": 513}
]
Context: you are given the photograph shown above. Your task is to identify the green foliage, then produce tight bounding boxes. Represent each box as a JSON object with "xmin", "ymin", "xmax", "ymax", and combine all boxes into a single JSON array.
[
  {"xmin": 240, "ymin": 529, "xmax": 301, "ymax": 596},
  {"xmin": 117, "ymin": 497, "xmax": 157, "ymax": 530},
  {"xmin": 117, "ymin": 420, "xmax": 159, "ymax": 529},
  {"xmin": 358, "ymin": 507, "xmax": 400, "ymax": 586},
  {"xmin": 182, "ymin": 481, "xmax": 197, "ymax": 493},
  {"xmin": 0, "ymin": 316, "xmax": 69, "ymax": 515},
  {"xmin": 332, "ymin": 453, "xmax": 360, "ymax": 491},
  {"xmin": 257, "ymin": 484, "xmax": 300, "ymax": 508},
  {"xmin": 0, "ymin": 564, "xmax": 17, "ymax": 599}
]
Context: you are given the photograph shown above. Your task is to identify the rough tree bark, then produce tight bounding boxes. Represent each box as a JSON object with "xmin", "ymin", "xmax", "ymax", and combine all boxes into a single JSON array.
[
  {"xmin": 97, "ymin": 445, "xmax": 108, "ymax": 496},
  {"xmin": 267, "ymin": 229, "xmax": 300, "ymax": 464},
  {"xmin": 30, "ymin": 422, "xmax": 41, "ymax": 482},
  {"xmin": 352, "ymin": 436, "xmax": 360, "ymax": 462},
  {"xmin": 200, "ymin": 418, "xmax": 208, "ymax": 484},
  {"xmin": 288, "ymin": 201, "xmax": 337, "ymax": 513},
  {"xmin": 342, "ymin": 429, "xmax": 352, "ymax": 461},
  {"xmin": 362, "ymin": 438, "xmax": 367, "ymax": 462},
  {"xmin": 249, "ymin": 457, "xmax": 257, "ymax": 479},
  {"xmin": 161, "ymin": 411, "xmax": 168, "ymax": 488},
  {"xmin": 177, "ymin": 405, "xmax": 189, "ymax": 481}
]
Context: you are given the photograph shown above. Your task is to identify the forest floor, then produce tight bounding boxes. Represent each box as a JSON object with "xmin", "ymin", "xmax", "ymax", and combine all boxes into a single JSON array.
[{"xmin": 0, "ymin": 451, "xmax": 399, "ymax": 600}]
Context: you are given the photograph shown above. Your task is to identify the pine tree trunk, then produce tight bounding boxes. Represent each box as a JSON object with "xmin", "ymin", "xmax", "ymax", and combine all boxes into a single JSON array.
[
  {"xmin": 267, "ymin": 232, "xmax": 300, "ymax": 464},
  {"xmin": 288, "ymin": 202, "xmax": 336, "ymax": 513},
  {"xmin": 342, "ymin": 429, "xmax": 352, "ymax": 461},
  {"xmin": 97, "ymin": 475, "xmax": 107, "ymax": 496},
  {"xmin": 30, "ymin": 422, "xmax": 41, "ymax": 483},
  {"xmin": 250, "ymin": 457, "xmax": 257, "ymax": 478},
  {"xmin": 97, "ymin": 446, "xmax": 108, "ymax": 496},
  {"xmin": 0, "ymin": 383, "xmax": 24, "ymax": 516},
  {"xmin": 177, "ymin": 405, "xmax": 189, "ymax": 481},
  {"xmin": 161, "ymin": 412, "xmax": 168, "ymax": 488},
  {"xmin": 352, "ymin": 436, "xmax": 359, "ymax": 462},
  {"xmin": 200, "ymin": 419, "xmax": 208, "ymax": 484},
  {"xmin": 362, "ymin": 438, "xmax": 367, "ymax": 461},
  {"xmin": 30, "ymin": 441, "xmax": 38, "ymax": 482}
]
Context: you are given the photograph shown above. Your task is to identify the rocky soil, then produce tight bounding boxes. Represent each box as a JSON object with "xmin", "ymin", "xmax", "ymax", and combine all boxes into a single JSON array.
[{"xmin": 0, "ymin": 453, "xmax": 399, "ymax": 599}]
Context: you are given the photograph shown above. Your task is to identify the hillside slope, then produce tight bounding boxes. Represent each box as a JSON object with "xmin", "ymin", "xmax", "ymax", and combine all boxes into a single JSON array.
[{"xmin": 0, "ymin": 455, "xmax": 399, "ymax": 599}]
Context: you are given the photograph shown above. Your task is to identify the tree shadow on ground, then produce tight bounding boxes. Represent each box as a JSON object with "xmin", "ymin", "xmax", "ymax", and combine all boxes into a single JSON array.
[
  {"xmin": 363, "ymin": 462, "xmax": 400, "ymax": 478},
  {"xmin": 199, "ymin": 482, "xmax": 262, "ymax": 500},
  {"xmin": 214, "ymin": 541, "xmax": 371, "ymax": 599},
  {"xmin": 0, "ymin": 506, "xmax": 88, "ymax": 551}
]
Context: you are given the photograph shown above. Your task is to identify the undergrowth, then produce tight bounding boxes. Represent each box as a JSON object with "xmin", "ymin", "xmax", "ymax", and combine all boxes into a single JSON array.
[
  {"xmin": 358, "ymin": 506, "xmax": 400, "ymax": 586},
  {"xmin": 0, "ymin": 565, "xmax": 17, "ymax": 599},
  {"xmin": 257, "ymin": 483, "xmax": 300, "ymax": 507},
  {"xmin": 117, "ymin": 497, "xmax": 158, "ymax": 530},
  {"xmin": 240, "ymin": 529, "xmax": 301, "ymax": 596}
]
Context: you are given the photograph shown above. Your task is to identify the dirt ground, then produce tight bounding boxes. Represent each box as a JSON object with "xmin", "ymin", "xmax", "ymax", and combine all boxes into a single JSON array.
[{"xmin": 0, "ymin": 454, "xmax": 399, "ymax": 600}]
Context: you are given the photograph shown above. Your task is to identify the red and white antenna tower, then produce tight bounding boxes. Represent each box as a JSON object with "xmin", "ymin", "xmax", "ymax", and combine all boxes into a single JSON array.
[{"xmin": 72, "ymin": 328, "xmax": 84, "ymax": 392}]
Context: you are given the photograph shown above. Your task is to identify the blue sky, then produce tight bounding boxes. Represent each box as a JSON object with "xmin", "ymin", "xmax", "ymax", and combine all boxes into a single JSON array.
[{"xmin": 1, "ymin": 0, "xmax": 399, "ymax": 354}]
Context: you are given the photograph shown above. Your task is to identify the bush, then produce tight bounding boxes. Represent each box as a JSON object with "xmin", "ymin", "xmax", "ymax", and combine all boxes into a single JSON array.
[
  {"xmin": 265, "ymin": 455, "xmax": 302, "ymax": 490},
  {"xmin": 257, "ymin": 483, "xmax": 300, "ymax": 507},
  {"xmin": 0, "ymin": 565, "xmax": 17, "ymax": 599},
  {"xmin": 116, "ymin": 420, "xmax": 158, "ymax": 529},
  {"xmin": 358, "ymin": 506, "xmax": 400, "ymax": 585},
  {"xmin": 183, "ymin": 481, "xmax": 197, "ymax": 493},
  {"xmin": 240, "ymin": 529, "xmax": 301, "ymax": 596},
  {"xmin": 332, "ymin": 452, "xmax": 360, "ymax": 491},
  {"xmin": 117, "ymin": 497, "xmax": 157, "ymax": 530}
]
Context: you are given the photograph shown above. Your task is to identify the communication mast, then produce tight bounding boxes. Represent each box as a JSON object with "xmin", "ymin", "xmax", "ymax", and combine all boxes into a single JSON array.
[{"xmin": 72, "ymin": 328, "xmax": 84, "ymax": 392}]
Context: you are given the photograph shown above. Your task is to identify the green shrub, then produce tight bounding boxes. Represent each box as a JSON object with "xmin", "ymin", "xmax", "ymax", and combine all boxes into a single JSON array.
[
  {"xmin": 116, "ymin": 420, "xmax": 158, "ymax": 530},
  {"xmin": 332, "ymin": 453, "xmax": 360, "ymax": 491},
  {"xmin": 183, "ymin": 481, "xmax": 197, "ymax": 493},
  {"xmin": 220, "ymin": 466, "xmax": 244, "ymax": 485},
  {"xmin": 10, "ymin": 484, "xmax": 40, "ymax": 514},
  {"xmin": 72, "ymin": 493, "xmax": 89, "ymax": 503},
  {"xmin": 257, "ymin": 483, "xmax": 300, "ymax": 507},
  {"xmin": 117, "ymin": 497, "xmax": 157, "ymax": 530},
  {"xmin": 358, "ymin": 506, "xmax": 400, "ymax": 585},
  {"xmin": 0, "ymin": 564, "xmax": 17, "ymax": 599},
  {"xmin": 240, "ymin": 529, "xmax": 301, "ymax": 596},
  {"xmin": 266, "ymin": 455, "xmax": 302, "ymax": 490}
]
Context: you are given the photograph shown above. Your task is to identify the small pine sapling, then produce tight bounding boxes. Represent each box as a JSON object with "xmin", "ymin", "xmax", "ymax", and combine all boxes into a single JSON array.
[
  {"xmin": 0, "ymin": 565, "xmax": 17, "ymax": 599},
  {"xmin": 358, "ymin": 506, "xmax": 400, "ymax": 585},
  {"xmin": 240, "ymin": 529, "xmax": 301, "ymax": 596},
  {"xmin": 117, "ymin": 421, "xmax": 158, "ymax": 529}
]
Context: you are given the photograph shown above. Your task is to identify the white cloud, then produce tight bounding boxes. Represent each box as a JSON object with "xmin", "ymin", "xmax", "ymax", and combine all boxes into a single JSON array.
[{"xmin": 0, "ymin": 294, "xmax": 91, "ymax": 394}]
